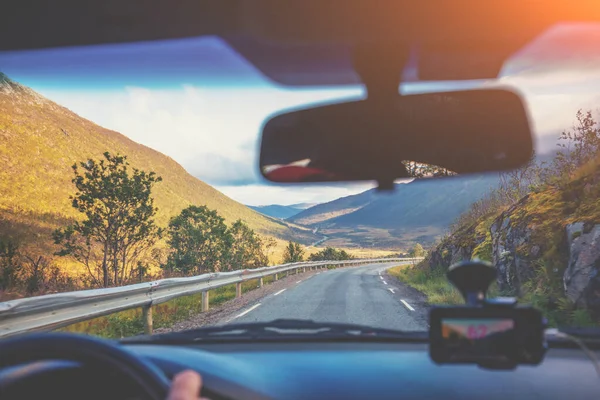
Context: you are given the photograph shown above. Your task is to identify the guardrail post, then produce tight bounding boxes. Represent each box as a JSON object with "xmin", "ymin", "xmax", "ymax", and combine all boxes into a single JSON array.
[
  {"xmin": 274, "ymin": 273, "xmax": 278, "ymax": 281},
  {"xmin": 236, "ymin": 282, "xmax": 242, "ymax": 298},
  {"xmin": 143, "ymin": 305, "xmax": 153, "ymax": 335},
  {"xmin": 303, "ymin": 267, "xmax": 306, "ymax": 273},
  {"xmin": 202, "ymin": 291, "xmax": 209, "ymax": 312},
  {"xmin": 259, "ymin": 277, "xmax": 264, "ymax": 287}
]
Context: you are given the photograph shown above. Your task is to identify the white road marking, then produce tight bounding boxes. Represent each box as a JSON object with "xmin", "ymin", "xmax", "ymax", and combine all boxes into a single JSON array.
[
  {"xmin": 232, "ymin": 303, "xmax": 261, "ymax": 319},
  {"xmin": 379, "ymin": 276, "xmax": 383, "ymax": 280},
  {"xmin": 274, "ymin": 289, "xmax": 287, "ymax": 296},
  {"xmin": 383, "ymin": 280, "xmax": 387, "ymax": 285},
  {"xmin": 296, "ymin": 280, "xmax": 302, "ymax": 284},
  {"xmin": 401, "ymin": 300, "xmax": 415, "ymax": 311},
  {"xmin": 388, "ymin": 288, "xmax": 395, "ymax": 294}
]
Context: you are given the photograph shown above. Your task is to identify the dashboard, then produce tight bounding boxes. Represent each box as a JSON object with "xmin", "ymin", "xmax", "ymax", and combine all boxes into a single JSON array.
[{"xmin": 3, "ymin": 341, "xmax": 597, "ymax": 400}]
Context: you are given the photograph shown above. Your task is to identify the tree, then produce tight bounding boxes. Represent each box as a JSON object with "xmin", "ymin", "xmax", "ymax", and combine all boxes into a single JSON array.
[
  {"xmin": 409, "ymin": 243, "xmax": 425, "ymax": 258},
  {"xmin": 226, "ymin": 220, "xmax": 269, "ymax": 270},
  {"xmin": 551, "ymin": 110, "xmax": 600, "ymax": 181},
  {"xmin": 282, "ymin": 241, "xmax": 305, "ymax": 263},
  {"xmin": 164, "ymin": 205, "xmax": 230, "ymax": 275},
  {"xmin": 53, "ymin": 152, "xmax": 162, "ymax": 287},
  {"xmin": 263, "ymin": 237, "xmax": 278, "ymax": 265},
  {"xmin": 0, "ymin": 240, "xmax": 22, "ymax": 291},
  {"xmin": 402, "ymin": 161, "xmax": 455, "ymax": 178},
  {"xmin": 498, "ymin": 154, "xmax": 541, "ymax": 203},
  {"xmin": 308, "ymin": 247, "xmax": 353, "ymax": 261}
]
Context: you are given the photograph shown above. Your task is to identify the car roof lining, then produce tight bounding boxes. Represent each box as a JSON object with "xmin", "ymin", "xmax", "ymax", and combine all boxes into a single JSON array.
[{"xmin": 2, "ymin": 0, "xmax": 600, "ymax": 86}]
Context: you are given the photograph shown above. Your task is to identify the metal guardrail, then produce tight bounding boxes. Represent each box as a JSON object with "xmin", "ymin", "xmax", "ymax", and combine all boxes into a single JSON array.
[{"xmin": 0, "ymin": 257, "xmax": 421, "ymax": 338}]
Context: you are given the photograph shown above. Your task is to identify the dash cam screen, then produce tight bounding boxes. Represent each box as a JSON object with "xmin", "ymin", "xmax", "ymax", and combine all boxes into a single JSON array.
[{"xmin": 441, "ymin": 318, "xmax": 516, "ymax": 360}]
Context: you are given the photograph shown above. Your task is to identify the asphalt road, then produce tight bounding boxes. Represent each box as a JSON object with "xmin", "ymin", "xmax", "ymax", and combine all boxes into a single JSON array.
[{"xmin": 225, "ymin": 262, "xmax": 428, "ymax": 331}]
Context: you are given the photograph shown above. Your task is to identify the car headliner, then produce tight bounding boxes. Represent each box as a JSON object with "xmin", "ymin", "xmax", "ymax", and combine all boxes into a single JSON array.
[{"xmin": 2, "ymin": 1, "xmax": 600, "ymax": 86}]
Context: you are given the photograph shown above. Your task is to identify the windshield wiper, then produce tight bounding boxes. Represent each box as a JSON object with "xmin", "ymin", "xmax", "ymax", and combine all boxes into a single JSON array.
[{"xmin": 121, "ymin": 319, "xmax": 428, "ymax": 344}]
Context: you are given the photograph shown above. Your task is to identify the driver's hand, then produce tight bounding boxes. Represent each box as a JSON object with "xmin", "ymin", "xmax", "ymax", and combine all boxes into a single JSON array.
[{"xmin": 167, "ymin": 370, "xmax": 208, "ymax": 400}]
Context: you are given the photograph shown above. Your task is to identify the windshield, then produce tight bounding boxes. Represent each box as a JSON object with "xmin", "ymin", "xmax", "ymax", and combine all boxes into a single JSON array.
[{"xmin": 1, "ymin": 24, "xmax": 599, "ymax": 340}]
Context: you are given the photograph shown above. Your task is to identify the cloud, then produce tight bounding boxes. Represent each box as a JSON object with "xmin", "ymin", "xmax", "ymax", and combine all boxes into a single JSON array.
[
  {"xmin": 496, "ymin": 69, "xmax": 600, "ymax": 139},
  {"xmin": 185, "ymin": 152, "xmax": 258, "ymax": 186},
  {"xmin": 38, "ymin": 85, "xmax": 362, "ymax": 189}
]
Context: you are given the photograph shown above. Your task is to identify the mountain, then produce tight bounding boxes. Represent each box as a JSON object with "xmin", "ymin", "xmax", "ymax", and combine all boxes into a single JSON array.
[
  {"xmin": 289, "ymin": 202, "xmax": 319, "ymax": 210},
  {"xmin": 289, "ymin": 191, "xmax": 376, "ymax": 225},
  {"xmin": 248, "ymin": 204, "xmax": 305, "ymax": 220},
  {"xmin": 0, "ymin": 73, "xmax": 318, "ymax": 260},
  {"xmin": 332, "ymin": 176, "xmax": 499, "ymax": 228},
  {"xmin": 291, "ymin": 175, "xmax": 499, "ymax": 249}
]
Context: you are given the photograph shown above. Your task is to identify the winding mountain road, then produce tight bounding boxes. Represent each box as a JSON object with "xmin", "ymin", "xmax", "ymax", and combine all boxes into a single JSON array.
[{"xmin": 224, "ymin": 262, "xmax": 429, "ymax": 331}]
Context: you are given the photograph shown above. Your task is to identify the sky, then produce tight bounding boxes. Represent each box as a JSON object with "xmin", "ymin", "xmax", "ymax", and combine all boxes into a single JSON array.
[{"xmin": 1, "ymin": 23, "xmax": 600, "ymax": 206}]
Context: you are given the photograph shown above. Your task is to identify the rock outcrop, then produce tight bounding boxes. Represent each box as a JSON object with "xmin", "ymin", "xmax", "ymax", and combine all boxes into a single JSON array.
[
  {"xmin": 426, "ymin": 221, "xmax": 487, "ymax": 273},
  {"xmin": 489, "ymin": 196, "xmax": 538, "ymax": 296},
  {"xmin": 423, "ymin": 194, "xmax": 600, "ymax": 313},
  {"xmin": 564, "ymin": 222, "xmax": 600, "ymax": 310}
]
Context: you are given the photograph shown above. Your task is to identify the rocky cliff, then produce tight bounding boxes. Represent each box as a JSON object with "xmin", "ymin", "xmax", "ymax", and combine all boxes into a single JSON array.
[{"xmin": 422, "ymin": 162, "xmax": 600, "ymax": 318}]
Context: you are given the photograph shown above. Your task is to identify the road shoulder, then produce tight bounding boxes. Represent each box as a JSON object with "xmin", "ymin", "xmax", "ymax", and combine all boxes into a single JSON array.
[{"xmin": 384, "ymin": 267, "xmax": 430, "ymax": 328}]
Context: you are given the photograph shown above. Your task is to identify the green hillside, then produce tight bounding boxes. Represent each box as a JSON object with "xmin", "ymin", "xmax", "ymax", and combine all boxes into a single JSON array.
[{"xmin": 0, "ymin": 73, "xmax": 317, "ymax": 263}]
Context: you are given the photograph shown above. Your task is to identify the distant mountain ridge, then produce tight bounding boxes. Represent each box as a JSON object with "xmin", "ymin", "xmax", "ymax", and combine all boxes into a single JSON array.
[
  {"xmin": 248, "ymin": 204, "xmax": 304, "ymax": 219},
  {"xmin": 290, "ymin": 175, "xmax": 500, "ymax": 249},
  {"xmin": 248, "ymin": 202, "xmax": 321, "ymax": 220},
  {"xmin": 331, "ymin": 176, "xmax": 499, "ymax": 228},
  {"xmin": 290, "ymin": 202, "xmax": 319, "ymax": 210},
  {"xmin": 289, "ymin": 191, "xmax": 376, "ymax": 225}
]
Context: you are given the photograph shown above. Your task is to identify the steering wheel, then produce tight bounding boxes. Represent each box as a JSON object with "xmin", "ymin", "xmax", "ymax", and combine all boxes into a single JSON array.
[{"xmin": 0, "ymin": 332, "xmax": 170, "ymax": 400}]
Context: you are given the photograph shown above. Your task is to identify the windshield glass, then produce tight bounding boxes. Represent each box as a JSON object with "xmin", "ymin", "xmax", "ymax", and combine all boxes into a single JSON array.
[{"xmin": 1, "ymin": 24, "xmax": 599, "ymax": 340}]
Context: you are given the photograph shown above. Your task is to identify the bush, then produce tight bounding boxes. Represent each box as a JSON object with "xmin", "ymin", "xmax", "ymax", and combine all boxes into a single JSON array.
[{"xmin": 308, "ymin": 247, "xmax": 353, "ymax": 261}]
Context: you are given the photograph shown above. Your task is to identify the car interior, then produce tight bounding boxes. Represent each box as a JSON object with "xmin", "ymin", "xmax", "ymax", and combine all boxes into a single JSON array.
[{"xmin": 2, "ymin": 1, "xmax": 600, "ymax": 399}]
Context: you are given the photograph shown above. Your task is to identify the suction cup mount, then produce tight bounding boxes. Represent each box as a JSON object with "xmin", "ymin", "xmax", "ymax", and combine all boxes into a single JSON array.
[{"xmin": 447, "ymin": 260, "xmax": 497, "ymax": 306}]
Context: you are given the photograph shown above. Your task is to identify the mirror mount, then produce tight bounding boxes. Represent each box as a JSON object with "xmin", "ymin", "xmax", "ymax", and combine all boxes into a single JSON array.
[
  {"xmin": 375, "ymin": 178, "xmax": 396, "ymax": 192},
  {"xmin": 352, "ymin": 43, "xmax": 409, "ymax": 102}
]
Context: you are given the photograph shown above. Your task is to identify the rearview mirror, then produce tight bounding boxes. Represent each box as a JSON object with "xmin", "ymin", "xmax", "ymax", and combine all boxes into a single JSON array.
[{"xmin": 259, "ymin": 88, "xmax": 533, "ymax": 187}]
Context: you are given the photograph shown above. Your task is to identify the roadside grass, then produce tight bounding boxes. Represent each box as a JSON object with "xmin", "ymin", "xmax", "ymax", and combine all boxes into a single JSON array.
[
  {"xmin": 388, "ymin": 265, "xmax": 463, "ymax": 305},
  {"xmin": 57, "ymin": 263, "xmax": 378, "ymax": 339},
  {"xmin": 387, "ymin": 264, "xmax": 503, "ymax": 306},
  {"xmin": 59, "ymin": 275, "xmax": 282, "ymax": 339}
]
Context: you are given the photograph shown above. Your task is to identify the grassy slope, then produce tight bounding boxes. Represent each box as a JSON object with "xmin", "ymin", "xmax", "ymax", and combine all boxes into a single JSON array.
[{"xmin": 0, "ymin": 74, "xmax": 317, "ymax": 268}]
